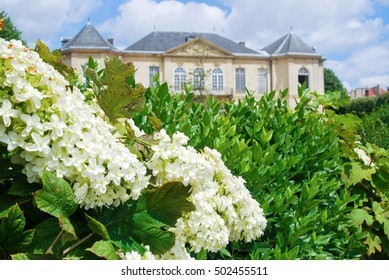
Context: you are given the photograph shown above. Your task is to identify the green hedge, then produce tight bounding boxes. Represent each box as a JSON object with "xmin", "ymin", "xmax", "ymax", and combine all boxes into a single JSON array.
[{"xmin": 133, "ymin": 85, "xmax": 389, "ymax": 259}]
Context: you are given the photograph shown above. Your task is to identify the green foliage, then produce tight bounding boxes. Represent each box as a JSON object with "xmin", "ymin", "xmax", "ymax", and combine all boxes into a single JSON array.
[
  {"xmin": 358, "ymin": 107, "xmax": 389, "ymax": 150},
  {"xmin": 324, "ymin": 68, "xmax": 345, "ymax": 93},
  {"xmin": 132, "ymin": 83, "xmax": 389, "ymax": 259},
  {"xmin": 0, "ymin": 204, "xmax": 35, "ymax": 258},
  {"xmin": 337, "ymin": 93, "xmax": 389, "ymax": 149},
  {"xmin": 0, "ymin": 10, "xmax": 26, "ymax": 45},
  {"xmin": 34, "ymin": 40, "xmax": 76, "ymax": 85},
  {"xmin": 34, "ymin": 171, "xmax": 78, "ymax": 239},
  {"xmin": 0, "ymin": 156, "xmax": 195, "ymax": 259},
  {"xmin": 84, "ymin": 57, "xmax": 146, "ymax": 124}
]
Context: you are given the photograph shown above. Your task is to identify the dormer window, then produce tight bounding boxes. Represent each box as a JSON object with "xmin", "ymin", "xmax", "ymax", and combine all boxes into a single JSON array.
[{"xmin": 185, "ymin": 35, "xmax": 196, "ymax": 42}]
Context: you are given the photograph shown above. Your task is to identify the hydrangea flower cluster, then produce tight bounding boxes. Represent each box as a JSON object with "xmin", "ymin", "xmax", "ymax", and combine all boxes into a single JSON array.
[
  {"xmin": 0, "ymin": 38, "xmax": 267, "ymax": 259},
  {"xmin": 0, "ymin": 38, "xmax": 149, "ymax": 209},
  {"xmin": 147, "ymin": 129, "xmax": 267, "ymax": 254}
]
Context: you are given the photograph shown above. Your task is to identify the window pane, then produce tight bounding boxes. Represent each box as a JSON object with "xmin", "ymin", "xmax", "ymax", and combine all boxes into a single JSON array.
[
  {"xmin": 149, "ymin": 66, "xmax": 159, "ymax": 88},
  {"xmin": 193, "ymin": 68, "xmax": 205, "ymax": 89},
  {"xmin": 174, "ymin": 67, "xmax": 186, "ymax": 91},
  {"xmin": 258, "ymin": 68, "xmax": 267, "ymax": 93},
  {"xmin": 212, "ymin": 68, "xmax": 223, "ymax": 91},
  {"xmin": 236, "ymin": 68, "xmax": 245, "ymax": 92}
]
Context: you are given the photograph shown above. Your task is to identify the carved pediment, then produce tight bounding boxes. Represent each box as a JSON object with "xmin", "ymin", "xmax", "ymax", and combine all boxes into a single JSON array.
[{"xmin": 165, "ymin": 38, "xmax": 232, "ymax": 57}]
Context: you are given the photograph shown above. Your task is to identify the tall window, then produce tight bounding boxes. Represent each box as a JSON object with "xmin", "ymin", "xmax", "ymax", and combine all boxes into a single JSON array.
[
  {"xmin": 174, "ymin": 67, "xmax": 186, "ymax": 91},
  {"xmin": 149, "ymin": 66, "xmax": 159, "ymax": 88},
  {"xmin": 236, "ymin": 68, "xmax": 245, "ymax": 92},
  {"xmin": 212, "ymin": 68, "xmax": 224, "ymax": 91},
  {"xmin": 193, "ymin": 68, "xmax": 205, "ymax": 90},
  {"xmin": 298, "ymin": 67, "xmax": 309, "ymax": 88},
  {"xmin": 258, "ymin": 68, "xmax": 268, "ymax": 93}
]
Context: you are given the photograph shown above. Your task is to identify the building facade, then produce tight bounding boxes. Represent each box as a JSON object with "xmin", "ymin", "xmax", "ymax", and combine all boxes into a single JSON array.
[{"xmin": 61, "ymin": 22, "xmax": 325, "ymax": 106}]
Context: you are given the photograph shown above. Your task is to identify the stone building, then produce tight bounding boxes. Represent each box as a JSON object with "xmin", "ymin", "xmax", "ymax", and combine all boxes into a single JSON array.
[{"xmin": 61, "ymin": 22, "xmax": 325, "ymax": 106}]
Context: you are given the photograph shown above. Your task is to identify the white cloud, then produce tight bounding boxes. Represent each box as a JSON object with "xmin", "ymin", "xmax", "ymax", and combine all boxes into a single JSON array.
[
  {"xmin": 359, "ymin": 75, "xmax": 389, "ymax": 88},
  {"xmin": 326, "ymin": 41, "xmax": 389, "ymax": 88},
  {"xmin": 98, "ymin": 0, "xmax": 227, "ymax": 49},
  {"xmin": 1, "ymin": 0, "xmax": 102, "ymax": 46}
]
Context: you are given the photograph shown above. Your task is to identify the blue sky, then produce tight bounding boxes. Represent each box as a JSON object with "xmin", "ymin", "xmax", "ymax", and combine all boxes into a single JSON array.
[{"xmin": 2, "ymin": 0, "xmax": 389, "ymax": 90}]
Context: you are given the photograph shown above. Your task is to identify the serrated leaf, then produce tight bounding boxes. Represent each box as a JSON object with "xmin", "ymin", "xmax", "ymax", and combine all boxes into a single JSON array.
[
  {"xmin": 0, "ymin": 204, "xmax": 35, "ymax": 254},
  {"xmin": 349, "ymin": 208, "xmax": 374, "ymax": 226},
  {"xmin": 34, "ymin": 40, "xmax": 75, "ymax": 82},
  {"xmin": 363, "ymin": 233, "xmax": 382, "ymax": 256},
  {"xmin": 342, "ymin": 162, "xmax": 376, "ymax": 186},
  {"xmin": 87, "ymin": 240, "xmax": 118, "ymax": 260},
  {"xmin": 85, "ymin": 213, "xmax": 110, "ymax": 240},
  {"xmin": 146, "ymin": 182, "xmax": 195, "ymax": 227},
  {"xmin": 148, "ymin": 111, "xmax": 163, "ymax": 131},
  {"xmin": 85, "ymin": 57, "xmax": 146, "ymax": 124},
  {"xmin": 34, "ymin": 170, "xmax": 77, "ymax": 218}
]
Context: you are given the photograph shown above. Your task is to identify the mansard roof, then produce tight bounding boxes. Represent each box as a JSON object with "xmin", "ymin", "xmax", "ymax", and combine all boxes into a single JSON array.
[
  {"xmin": 61, "ymin": 22, "xmax": 115, "ymax": 51},
  {"xmin": 261, "ymin": 31, "xmax": 319, "ymax": 56},
  {"xmin": 125, "ymin": 31, "xmax": 265, "ymax": 56}
]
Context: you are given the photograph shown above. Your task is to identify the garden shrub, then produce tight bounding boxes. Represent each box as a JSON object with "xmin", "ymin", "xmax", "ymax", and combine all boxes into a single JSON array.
[
  {"xmin": 0, "ymin": 38, "xmax": 266, "ymax": 260},
  {"xmin": 133, "ymin": 82, "xmax": 389, "ymax": 259}
]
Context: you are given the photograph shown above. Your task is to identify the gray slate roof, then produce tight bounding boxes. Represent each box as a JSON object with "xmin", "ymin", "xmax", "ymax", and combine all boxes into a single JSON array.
[
  {"xmin": 125, "ymin": 31, "xmax": 260, "ymax": 55},
  {"xmin": 261, "ymin": 31, "xmax": 317, "ymax": 56},
  {"xmin": 61, "ymin": 22, "xmax": 115, "ymax": 51}
]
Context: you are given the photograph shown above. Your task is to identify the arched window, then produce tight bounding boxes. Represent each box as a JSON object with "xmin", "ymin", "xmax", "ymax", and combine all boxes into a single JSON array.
[
  {"xmin": 174, "ymin": 67, "xmax": 186, "ymax": 91},
  {"xmin": 298, "ymin": 67, "xmax": 309, "ymax": 88},
  {"xmin": 193, "ymin": 68, "xmax": 205, "ymax": 90},
  {"xmin": 212, "ymin": 68, "xmax": 224, "ymax": 91}
]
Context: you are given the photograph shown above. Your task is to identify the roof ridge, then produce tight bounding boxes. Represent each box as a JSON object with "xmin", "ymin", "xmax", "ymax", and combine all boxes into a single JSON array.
[{"xmin": 61, "ymin": 22, "xmax": 115, "ymax": 51}]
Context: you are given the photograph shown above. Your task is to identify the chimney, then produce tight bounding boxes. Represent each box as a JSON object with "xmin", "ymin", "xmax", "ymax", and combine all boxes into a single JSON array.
[
  {"xmin": 107, "ymin": 38, "xmax": 114, "ymax": 45},
  {"xmin": 239, "ymin": 41, "xmax": 245, "ymax": 47}
]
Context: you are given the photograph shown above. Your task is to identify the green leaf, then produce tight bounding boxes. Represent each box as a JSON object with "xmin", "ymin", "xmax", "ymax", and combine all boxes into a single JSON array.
[
  {"xmin": 349, "ymin": 209, "xmax": 374, "ymax": 226},
  {"xmin": 85, "ymin": 213, "xmax": 110, "ymax": 240},
  {"xmin": 27, "ymin": 218, "xmax": 61, "ymax": 254},
  {"xmin": 89, "ymin": 202, "xmax": 174, "ymax": 255},
  {"xmin": 195, "ymin": 248, "xmax": 208, "ymax": 260},
  {"xmin": 0, "ymin": 204, "xmax": 35, "ymax": 254},
  {"xmin": 59, "ymin": 215, "xmax": 77, "ymax": 239},
  {"xmin": 148, "ymin": 111, "xmax": 163, "ymax": 131},
  {"xmin": 129, "ymin": 211, "xmax": 175, "ymax": 255},
  {"xmin": 342, "ymin": 162, "xmax": 376, "ymax": 186},
  {"xmin": 11, "ymin": 253, "xmax": 59, "ymax": 260},
  {"xmin": 34, "ymin": 39, "xmax": 75, "ymax": 82},
  {"xmin": 34, "ymin": 170, "xmax": 78, "ymax": 218},
  {"xmin": 85, "ymin": 57, "xmax": 146, "ymax": 123},
  {"xmin": 363, "ymin": 233, "xmax": 382, "ymax": 256},
  {"xmin": 146, "ymin": 182, "xmax": 195, "ymax": 227},
  {"xmin": 87, "ymin": 240, "xmax": 118, "ymax": 260}
]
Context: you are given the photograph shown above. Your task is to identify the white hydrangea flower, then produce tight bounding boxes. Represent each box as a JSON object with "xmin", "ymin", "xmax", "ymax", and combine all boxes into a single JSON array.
[
  {"xmin": 125, "ymin": 246, "xmax": 156, "ymax": 260},
  {"xmin": 0, "ymin": 38, "xmax": 149, "ymax": 209},
  {"xmin": 147, "ymin": 129, "xmax": 267, "ymax": 256}
]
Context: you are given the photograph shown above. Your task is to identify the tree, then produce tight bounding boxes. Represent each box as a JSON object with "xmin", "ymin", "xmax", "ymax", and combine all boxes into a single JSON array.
[
  {"xmin": 0, "ymin": 10, "xmax": 26, "ymax": 45},
  {"xmin": 324, "ymin": 67, "xmax": 345, "ymax": 93}
]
